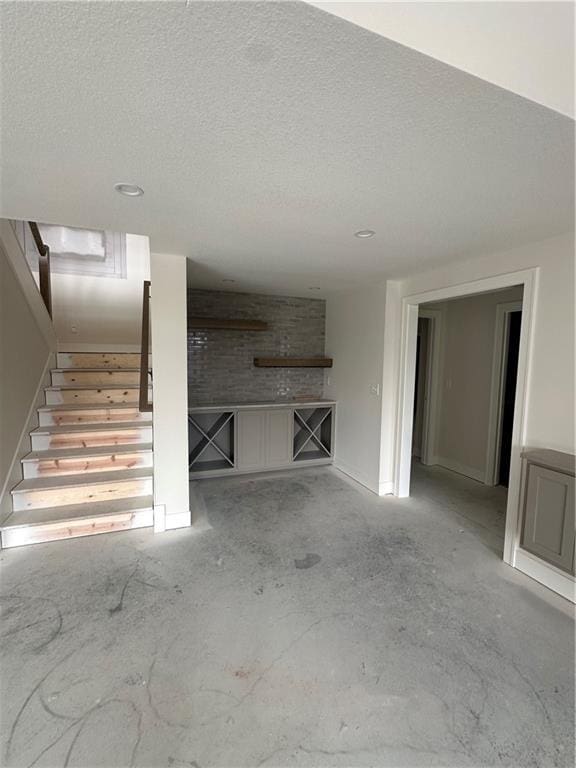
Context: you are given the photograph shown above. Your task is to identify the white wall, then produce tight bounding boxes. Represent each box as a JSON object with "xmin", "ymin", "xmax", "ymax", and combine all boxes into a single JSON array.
[
  {"xmin": 425, "ymin": 286, "xmax": 523, "ymax": 481},
  {"xmin": 309, "ymin": 2, "xmax": 574, "ymax": 117},
  {"xmin": 324, "ymin": 282, "xmax": 387, "ymax": 493},
  {"xmin": 150, "ymin": 252, "xmax": 190, "ymax": 529},
  {"xmin": 380, "ymin": 232, "xmax": 575, "ymax": 490},
  {"xmin": 51, "ymin": 234, "xmax": 150, "ymax": 349},
  {"xmin": 0, "ymin": 220, "xmax": 57, "ymax": 522}
]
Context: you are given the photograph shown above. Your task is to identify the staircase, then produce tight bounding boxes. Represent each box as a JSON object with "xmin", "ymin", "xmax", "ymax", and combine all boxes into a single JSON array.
[{"xmin": 1, "ymin": 353, "xmax": 154, "ymax": 548}]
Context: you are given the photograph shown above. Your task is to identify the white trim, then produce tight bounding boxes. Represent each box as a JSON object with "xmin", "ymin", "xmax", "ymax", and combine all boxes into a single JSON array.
[
  {"xmin": 334, "ymin": 459, "xmax": 379, "ymax": 495},
  {"xmin": 153, "ymin": 504, "xmax": 166, "ymax": 533},
  {"xmin": 514, "ymin": 549, "xmax": 575, "ymax": 604},
  {"xmin": 394, "ymin": 267, "xmax": 538, "ymax": 573},
  {"xmin": 417, "ymin": 308, "xmax": 444, "ymax": 466},
  {"xmin": 0, "ymin": 352, "xmax": 55, "ymax": 525},
  {"xmin": 434, "ymin": 456, "xmax": 485, "ymax": 483},
  {"xmin": 165, "ymin": 511, "xmax": 192, "ymax": 530},
  {"xmin": 57, "ymin": 343, "xmax": 141, "ymax": 353},
  {"xmin": 485, "ymin": 301, "xmax": 523, "ymax": 486},
  {"xmin": 378, "ymin": 480, "xmax": 395, "ymax": 496}
]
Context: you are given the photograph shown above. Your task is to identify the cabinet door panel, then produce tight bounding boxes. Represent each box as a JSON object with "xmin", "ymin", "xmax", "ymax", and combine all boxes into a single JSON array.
[
  {"xmin": 236, "ymin": 411, "xmax": 266, "ymax": 470},
  {"xmin": 266, "ymin": 410, "xmax": 292, "ymax": 467},
  {"xmin": 521, "ymin": 465, "xmax": 575, "ymax": 574}
]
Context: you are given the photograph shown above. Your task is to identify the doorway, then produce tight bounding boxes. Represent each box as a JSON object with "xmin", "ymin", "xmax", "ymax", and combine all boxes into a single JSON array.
[
  {"xmin": 485, "ymin": 300, "xmax": 524, "ymax": 487},
  {"xmin": 395, "ymin": 270, "xmax": 536, "ymax": 570},
  {"xmin": 497, "ymin": 310, "xmax": 522, "ymax": 486},
  {"xmin": 412, "ymin": 317, "xmax": 430, "ymax": 460}
]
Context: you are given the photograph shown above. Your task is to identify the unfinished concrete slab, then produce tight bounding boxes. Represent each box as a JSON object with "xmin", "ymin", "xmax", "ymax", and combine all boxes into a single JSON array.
[{"xmin": 1, "ymin": 465, "xmax": 573, "ymax": 767}]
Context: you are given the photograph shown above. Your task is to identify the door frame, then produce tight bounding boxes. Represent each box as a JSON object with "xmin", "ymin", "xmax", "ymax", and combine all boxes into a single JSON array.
[
  {"xmin": 394, "ymin": 268, "xmax": 538, "ymax": 567},
  {"xmin": 485, "ymin": 301, "xmax": 523, "ymax": 486}
]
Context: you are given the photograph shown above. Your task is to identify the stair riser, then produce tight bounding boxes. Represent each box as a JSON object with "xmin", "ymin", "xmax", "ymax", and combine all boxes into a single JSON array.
[
  {"xmin": 12, "ymin": 477, "xmax": 153, "ymax": 511},
  {"xmin": 23, "ymin": 452, "xmax": 153, "ymax": 479},
  {"xmin": 51, "ymin": 371, "xmax": 140, "ymax": 386},
  {"xmin": 1, "ymin": 509, "xmax": 154, "ymax": 548},
  {"xmin": 46, "ymin": 388, "xmax": 140, "ymax": 405},
  {"xmin": 57, "ymin": 353, "xmax": 142, "ymax": 370},
  {"xmin": 39, "ymin": 408, "xmax": 148, "ymax": 426},
  {"xmin": 31, "ymin": 427, "xmax": 153, "ymax": 451}
]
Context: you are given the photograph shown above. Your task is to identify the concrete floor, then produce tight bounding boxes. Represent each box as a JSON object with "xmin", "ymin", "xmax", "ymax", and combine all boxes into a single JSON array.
[{"xmin": 1, "ymin": 464, "xmax": 574, "ymax": 768}]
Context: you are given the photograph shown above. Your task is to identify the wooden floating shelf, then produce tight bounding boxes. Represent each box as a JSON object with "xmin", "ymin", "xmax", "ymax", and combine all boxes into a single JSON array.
[
  {"xmin": 189, "ymin": 318, "xmax": 268, "ymax": 331},
  {"xmin": 254, "ymin": 357, "xmax": 333, "ymax": 368}
]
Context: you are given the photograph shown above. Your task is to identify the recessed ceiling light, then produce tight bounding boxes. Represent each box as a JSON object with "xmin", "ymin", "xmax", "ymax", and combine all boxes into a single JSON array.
[
  {"xmin": 114, "ymin": 182, "xmax": 144, "ymax": 197},
  {"xmin": 308, "ymin": 286, "xmax": 321, "ymax": 291},
  {"xmin": 354, "ymin": 229, "xmax": 375, "ymax": 238}
]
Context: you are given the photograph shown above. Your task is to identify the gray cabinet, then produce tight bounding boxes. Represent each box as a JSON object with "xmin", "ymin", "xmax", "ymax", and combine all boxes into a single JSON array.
[
  {"xmin": 236, "ymin": 409, "xmax": 292, "ymax": 470},
  {"xmin": 188, "ymin": 402, "xmax": 335, "ymax": 478},
  {"xmin": 237, "ymin": 411, "xmax": 266, "ymax": 470},
  {"xmin": 520, "ymin": 450, "xmax": 575, "ymax": 575},
  {"xmin": 266, "ymin": 409, "xmax": 292, "ymax": 467}
]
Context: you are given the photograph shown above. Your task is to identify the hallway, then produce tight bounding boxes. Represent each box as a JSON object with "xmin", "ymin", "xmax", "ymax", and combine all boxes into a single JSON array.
[{"xmin": 1, "ymin": 466, "xmax": 573, "ymax": 767}]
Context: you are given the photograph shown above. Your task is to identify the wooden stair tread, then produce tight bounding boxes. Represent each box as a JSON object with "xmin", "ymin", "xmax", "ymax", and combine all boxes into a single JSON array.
[
  {"xmin": 45, "ymin": 384, "xmax": 140, "ymax": 391},
  {"xmin": 31, "ymin": 421, "xmax": 151, "ymax": 435},
  {"xmin": 12, "ymin": 467, "xmax": 153, "ymax": 494},
  {"xmin": 23, "ymin": 444, "xmax": 153, "ymax": 462},
  {"xmin": 38, "ymin": 403, "xmax": 143, "ymax": 412},
  {"xmin": 2, "ymin": 496, "xmax": 154, "ymax": 529},
  {"xmin": 51, "ymin": 368, "xmax": 141, "ymax": 373}
]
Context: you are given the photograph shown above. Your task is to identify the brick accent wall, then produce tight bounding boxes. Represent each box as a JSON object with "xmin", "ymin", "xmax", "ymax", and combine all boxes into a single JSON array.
[{"xmin": 187, "ymin": 290, "xmax": 326, "ymax": 405}]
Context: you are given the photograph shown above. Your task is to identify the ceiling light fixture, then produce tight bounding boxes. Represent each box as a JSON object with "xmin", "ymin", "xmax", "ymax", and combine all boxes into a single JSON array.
[
  {"xmin": 354, "ymin": 229, "xmax": 375, "ymax": 238},
  {"xmin": 114, "ymin": 182, "xmax": 144, "ymax": 197}
]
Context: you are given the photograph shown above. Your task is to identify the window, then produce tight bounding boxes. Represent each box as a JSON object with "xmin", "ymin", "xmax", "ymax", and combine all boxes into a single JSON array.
[{"xmin": 11, "ymin": 220, "xmax": 127, "ymax": 279}]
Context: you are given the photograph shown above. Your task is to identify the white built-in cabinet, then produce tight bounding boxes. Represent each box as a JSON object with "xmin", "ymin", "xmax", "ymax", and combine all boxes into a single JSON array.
[
  {"xmin": 188, "ymin": 402, "xmax": 335, "ymax": 478},
  {"xmin": 236, "ymin": 409, "xmax": 292, "ymax": 470}
]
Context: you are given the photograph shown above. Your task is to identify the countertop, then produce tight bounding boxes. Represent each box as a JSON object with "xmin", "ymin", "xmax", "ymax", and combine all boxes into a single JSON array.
[{"xmin": 188, "ymin": 398, "xmax": 336, "ymax": 412}]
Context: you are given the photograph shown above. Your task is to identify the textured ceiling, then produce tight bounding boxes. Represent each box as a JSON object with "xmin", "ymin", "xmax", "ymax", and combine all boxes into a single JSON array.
[
  {"xmin": 309, "ymin": 2, "xmax": 575, "ymax": 117},
  {"xmin": 0, "ymin": 1, "xmax": 573, "ymax": 297}
]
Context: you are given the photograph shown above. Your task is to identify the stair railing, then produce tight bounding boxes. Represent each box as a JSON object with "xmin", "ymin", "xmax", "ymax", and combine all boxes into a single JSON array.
[
  {"xmin": 28, "ymin": 221, "xmax": 52, "ymax": 318},
  {"xmin": 139, "ymin": 280, "xmax": 153, "ymax": 412}
]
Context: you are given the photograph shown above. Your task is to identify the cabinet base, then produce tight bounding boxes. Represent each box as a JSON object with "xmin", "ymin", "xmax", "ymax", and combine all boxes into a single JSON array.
[
  {"xmin": 514, "ymin": 548, "xmax": 575, "ymax": 603},
  {"xmin": 189, "ymin": 458, "xmax": 332, "ymax": 480}
]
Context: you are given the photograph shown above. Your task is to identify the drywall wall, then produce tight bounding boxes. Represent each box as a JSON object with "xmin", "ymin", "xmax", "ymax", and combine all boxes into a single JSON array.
[
  {"xmin": 50, "ymin": 234, "xmax": 150, "ymax": 349},
  {"xmin": 423, "ymin": 287, "xmax": 523, "ymax": 481},
  {"xmin": 324, "ymin": 282, "xmax": 387, "ymax": 493},
  {"xmin": 380, "ymin": 231, "xmax": 575, "ymax": 491},
  {"xmin": 0, "ymin": 220, "xmax": 56, "ymax": 521},
  {"xmin": 150, "ymin": 252, "xmax": 190, "ymax": 529},
  {"xmin": 309, "ymin": 2, "xmax": 574, "ymax": 116},
  {"xmin": 187, "ymin": 289, "xmax": 326, "ymax": 405}
]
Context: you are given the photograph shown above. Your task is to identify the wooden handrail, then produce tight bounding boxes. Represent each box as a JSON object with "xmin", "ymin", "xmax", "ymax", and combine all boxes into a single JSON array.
[
  {"xmin": 28, "ymin": 221, "xmax": 52, "ymax": 318},
  {"xmin": 139, "ymin": 280, "xmax": 153, "ymax": 412}
]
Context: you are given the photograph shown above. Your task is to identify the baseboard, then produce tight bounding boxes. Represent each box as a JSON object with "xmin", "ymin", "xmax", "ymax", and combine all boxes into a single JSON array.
[
  {"xmin": 165, "ymin": 511, "xmax": 192, "ymax": 530},
  {"xmin": 0, "ymin": 352, "xmax": 55, "ymax": 526},
  {"xmin": 333, "ymin": 459, "xmax": 379, "ymax": 495},
  {"xmin": 378, "ymin": 480, "xmax": 395, "ymax": 496},
  {"xmin": 434, "ymin": 456, "xmax": 485, "ymax": 483},
  {"xmin": 153, "ymin": 504, "xmax": 166, "ymax": 533},
  {"xmin": 514, "ymin": 548, "xmax": 575, "ymax": 603},
  {"xmin": 57, "ymin": 343, "xmax": 141, "ymax": 352}
]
